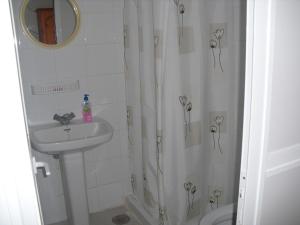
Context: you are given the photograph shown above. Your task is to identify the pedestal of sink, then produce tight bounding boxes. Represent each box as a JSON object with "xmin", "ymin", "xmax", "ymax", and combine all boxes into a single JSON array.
[
  {"xmin": 60, "ymin": 151, "xmax": 89, "ymax": 225},
  {"xmin": 30, "ymin": 117, "xmax": 113, "ymax": 225}
]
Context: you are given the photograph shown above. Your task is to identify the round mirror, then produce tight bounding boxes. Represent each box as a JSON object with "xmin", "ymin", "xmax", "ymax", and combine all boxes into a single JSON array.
[{"xmin": 20, "ymin": 0, "xmax": 80, "ymax": 48}]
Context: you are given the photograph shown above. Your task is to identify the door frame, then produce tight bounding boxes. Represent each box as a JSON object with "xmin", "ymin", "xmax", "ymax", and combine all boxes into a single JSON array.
[
  {"xmin": 237, "ymin": 0, "xmax": 275, "ymax": 224},
  {"xmin": 0, "ymin": 1, "xmax": 42, "ymax": 225}
]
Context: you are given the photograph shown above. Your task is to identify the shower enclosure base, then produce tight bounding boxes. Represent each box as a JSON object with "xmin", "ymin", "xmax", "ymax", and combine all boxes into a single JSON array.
[
  {"xmin": 125, "ymin": 195, "xmax": 157, "ymax": 225},
  {"xmin": 61, "ymin": 151, "xmax": 90, "ymax": 225},
  {"xmin": 48, "ymin": 205, "xmax": 142, "ymax": 225}
]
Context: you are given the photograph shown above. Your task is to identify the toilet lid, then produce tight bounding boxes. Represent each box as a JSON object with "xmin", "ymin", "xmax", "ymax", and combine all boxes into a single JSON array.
[
  {"xmin": 200, "ymin": 204, "xmax": 235, "ymax": 225},
  {"xmin": 212, "ymin": 214, "xmax": 234, "ymax": 225}
]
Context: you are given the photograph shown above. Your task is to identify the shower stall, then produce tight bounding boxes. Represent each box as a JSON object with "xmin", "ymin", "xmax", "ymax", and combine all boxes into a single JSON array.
[{"xmin": 124, "ymin": 0, "xmax": 246, "ymax": 224}]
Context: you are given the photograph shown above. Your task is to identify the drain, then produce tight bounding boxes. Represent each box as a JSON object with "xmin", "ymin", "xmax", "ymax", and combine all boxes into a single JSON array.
[{"xmin": 112, "ymin": 214, "xmax": 131, "ymax": 225}]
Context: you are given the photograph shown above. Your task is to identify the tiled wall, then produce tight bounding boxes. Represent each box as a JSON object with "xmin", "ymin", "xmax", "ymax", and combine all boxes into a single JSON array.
[{"xmin": 12, "ymin": 0, "xmax": 130, "ymax": 224}]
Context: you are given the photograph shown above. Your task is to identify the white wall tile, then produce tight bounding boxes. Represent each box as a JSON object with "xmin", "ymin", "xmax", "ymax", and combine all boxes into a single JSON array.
[
  {"xmin": 54, "ymin": 46, "xmax": 87, "ymax": 78},
  {"xmin": 120, "ymin": 156, "xmax": 130, "ymax": 180},
  {"xmin": 82, "ymin": 1, "xmax": 114, "ymax": 14},
  {"xmin": 86, "ymin": 13, "xmax": 123, "ymax": 44},
  {"xmin": 87, "ymin": 44, "xmax": 124, "ymax": 76},
  {"xmin": 25, "ymin": 94, "xmax": 60, "ymax": 125},
  {"xmin": 51, "ymin": 168, "xmax": 64, "ymax": 196},
  {"xmin": 98, "ymin": 158, "xmax": 123, "ymax": 185},
  {"xmin": 19, "ymin": 48, "xmax": 56, "ymax": 84},
  {"xmin": 98, "ymin": 182, "xmax": 124, "ymax": 210},
  {"xmin": 93, "ymin": 103, "xmax": 127, "ymax": 131},
  {"xmin": 120, "ymin": 129, "xmax": 129, "ymax": 157},
  {"xmin": 82, "ymin": 0, "xmax": 123, "ymax": 14},
  {"xmin": 85, "ymin": 160, "xmax": 98, "ymax": 189},
  {"xmin": 87, "ymin": 187, "xmax": 100, "ymax": 213},
  {"xmin": 112, "ymin": 0, "xmax": 124, "ymax": 12},
  {"xmin": 36, "ymin": 168, "xmax": 67, "ymax": 224},
  {"xmin": 122, "ymin": 179, "xmax": 132, "ymax": 197},
  {"xmin": 56, "ymin": 196, "xmax": 68, "ymax": 221},
  {"xmin": 66, "ymin": 13, "xmax": 87, "ymax": 47},
  {"xmin": 84, "ymin": 74, "xmax": 126, "ymax": 105}
]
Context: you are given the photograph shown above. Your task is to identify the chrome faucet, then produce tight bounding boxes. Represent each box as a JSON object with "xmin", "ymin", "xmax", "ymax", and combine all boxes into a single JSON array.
[{"xmin": 53, "ymin": 112, "xmax": 75, "ymax": 125}]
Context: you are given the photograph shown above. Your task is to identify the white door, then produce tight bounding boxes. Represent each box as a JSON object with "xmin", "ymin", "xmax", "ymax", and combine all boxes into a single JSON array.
[
  {"xmin": 237, "ymin": 0, "xmax": 300, "ymax": 224},
  {"xmin": 0, "ymin": 1, "xmax": 43, "ymax": 225}
]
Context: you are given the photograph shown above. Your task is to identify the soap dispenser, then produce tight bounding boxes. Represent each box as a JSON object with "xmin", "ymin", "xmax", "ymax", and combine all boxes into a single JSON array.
[{"xmin": 82, "ymin": 94, "xmax": 93, "ymax": 123}]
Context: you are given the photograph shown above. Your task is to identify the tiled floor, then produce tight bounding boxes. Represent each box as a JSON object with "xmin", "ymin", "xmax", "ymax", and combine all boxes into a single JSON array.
[{"xmin": 50, "ymin": 206, "xmax": 141, "ymax": 225}]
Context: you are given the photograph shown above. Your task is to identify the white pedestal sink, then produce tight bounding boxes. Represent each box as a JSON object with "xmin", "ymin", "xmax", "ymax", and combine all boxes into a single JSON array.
[{"xmin": 30, "ymin": 117, "xmax": 113, "ymax": 225}]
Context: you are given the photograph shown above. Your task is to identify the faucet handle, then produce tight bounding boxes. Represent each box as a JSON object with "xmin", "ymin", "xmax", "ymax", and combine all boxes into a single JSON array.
[
  {"xmin": 53, "ymin": 114, "xmax": 60, "ymax": 120},
  {"xmin": 61, "ymin": 112, "xmax": 76, "ymax": 119},
  {"xmin": 69, "ymin": 112, "xmax": 75, "ymax": 119},
  {"xmin": 53, "ymin": 112, "xmax": 75, "ymax": 125}
]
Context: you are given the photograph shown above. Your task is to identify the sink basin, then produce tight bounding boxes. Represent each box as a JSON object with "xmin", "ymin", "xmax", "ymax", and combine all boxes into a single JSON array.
[{"xmin": 30, "ymin": 117, "xmax": 113, "ymax": 154}]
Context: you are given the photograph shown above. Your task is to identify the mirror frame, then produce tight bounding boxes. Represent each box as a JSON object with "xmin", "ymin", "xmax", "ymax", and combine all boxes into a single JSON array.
[{"xmin": 20, "ymin": 0, "xmax": 80, "ymax": 49}]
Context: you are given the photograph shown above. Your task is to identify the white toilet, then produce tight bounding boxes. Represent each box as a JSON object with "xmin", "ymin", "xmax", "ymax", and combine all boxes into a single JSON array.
[
  {"xmin": 186, "ymin": 204, "xmax": 236, "ymax": 225},
  {"xmin": 200, "ymin": 204, "xmax": 236, "ymax": 225}
]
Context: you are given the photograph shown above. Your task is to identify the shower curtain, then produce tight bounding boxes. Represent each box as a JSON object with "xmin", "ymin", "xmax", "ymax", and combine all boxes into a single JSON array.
[
  {"xmin": 154, "ymin": 1, "xmax": 208, "ymax": 224},
  {"xmin": 125, "ymin": 0, "xmax": 208, "ymax": 224},
  {"xmin": 154, "ymin": 1, "xmax": 187, "ymax": 224}
]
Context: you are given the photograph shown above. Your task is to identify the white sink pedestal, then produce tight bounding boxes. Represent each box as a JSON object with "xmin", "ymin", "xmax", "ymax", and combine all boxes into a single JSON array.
[
  {"xmin": 30, "ymin": 117, "xmax": 114, "ymax": 225},
  {"xmin": 61, "ymin": 151, "xmax": 90, "ymax": 225}
]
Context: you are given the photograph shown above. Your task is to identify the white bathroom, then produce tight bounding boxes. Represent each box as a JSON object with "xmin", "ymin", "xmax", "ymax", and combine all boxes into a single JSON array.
[
  {"xmin": 7, "ymin": 0, "xmax": 246, "ymax": 225},
  {"xmin": 4, "ymin": 0, "xmax": 300, "ymax": 224}
]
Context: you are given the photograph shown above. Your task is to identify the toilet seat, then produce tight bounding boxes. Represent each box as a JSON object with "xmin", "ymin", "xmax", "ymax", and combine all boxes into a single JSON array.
[{"xmin": 200, "ymin": 204, "xmax": 235, "ymax": 225}]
